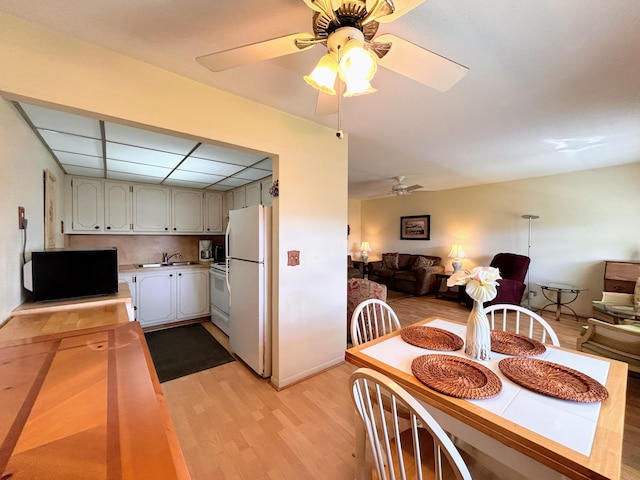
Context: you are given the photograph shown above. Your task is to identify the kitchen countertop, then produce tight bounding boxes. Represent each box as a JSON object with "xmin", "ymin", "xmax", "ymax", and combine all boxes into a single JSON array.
[
  {"xmin": 119, "ymin": 261, "xmax": 211, "ymax": 273},
  {"xmin": 0, "ymin": 290, "xmax": 190, "ymax": 479}
]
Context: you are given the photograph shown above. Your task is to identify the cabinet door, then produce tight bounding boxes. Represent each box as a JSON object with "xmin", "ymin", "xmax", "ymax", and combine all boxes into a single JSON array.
[
  {"xmin": 132, "ymin": 185, "xmax": 171, "ymax": 232},
  {"xmin": 204, "ymin": 192, "xmax": 224, "ymax": 233},
  {"xmin": 104, "ymin": 181, "xmax": 131, "ymax": 232},
  {"xmin": 176, "ymin": 269, "xmax": 210, "ymax": 320},
  {"xmin": 172, "ymin": 188, "xmax": 203, "ymax": 233},
  {"xmin": 245, "ymin": 182, "xmax": 261, "ymax": 207},
  {"xmin": 136, "ymin": 272, "xmax": 176, "ymax": 327},
  {"xmin": 118, "ymin": 273, "xmax": 136, "ymax": 320},
  {"xmin": 72, "ymin": 178, "xmax": 103, "ymax": 231},
  {"xmin": 233, "ymin": 187, "xmax": 246, "ymax": 209},
  {"xmin": 261, "ymin": 177, "xmax": 273, "ymax": 206}
]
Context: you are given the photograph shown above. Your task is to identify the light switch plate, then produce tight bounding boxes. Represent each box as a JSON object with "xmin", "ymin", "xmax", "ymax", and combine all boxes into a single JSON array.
[{"xmin": 287, "ymin": 250, "xmax": 300, "ymax": 266}]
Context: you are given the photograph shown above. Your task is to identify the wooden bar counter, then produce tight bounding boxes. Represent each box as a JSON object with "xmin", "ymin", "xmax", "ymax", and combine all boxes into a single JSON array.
[{"xmin": 0, "ymin": 290, "xmax": 190, "ymax": 480}]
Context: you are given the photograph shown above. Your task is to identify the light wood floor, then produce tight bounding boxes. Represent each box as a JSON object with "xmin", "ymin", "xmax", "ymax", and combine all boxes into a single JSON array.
[{"xmin": 161, "ymin": 294, "xmax": 640, "ymax": 480}]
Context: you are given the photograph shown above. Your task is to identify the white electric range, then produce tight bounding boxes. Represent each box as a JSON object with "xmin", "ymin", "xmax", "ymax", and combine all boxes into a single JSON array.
[{"xmin": 210, "ymin": 263, "xmax": 230, "ymax": 334}]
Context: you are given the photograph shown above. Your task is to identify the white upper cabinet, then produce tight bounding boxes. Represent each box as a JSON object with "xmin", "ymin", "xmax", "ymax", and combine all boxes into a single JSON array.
[
  {"xmin": 171, "ymin": 188, "xmax": 203, "ymax": 233},
  {"xmin": 104, "ymin": 181, "xmax": 132, "ymax": 232},
  {"xmin": 261, "ymin": 177, "xmax": 273, "ymax": 206},
  {"xmin": 72, "ymin": 178, "xmax": 103, "ymax": 231},
  {"xmin": 132, "ymin": 185, "xmax": 171, "ymax": 232},
  {"xmin": 204, "ymin": 191, "xmax": 224, "ymax": 233},
  {"xmin": 233, "ymin": 186, "xmax": 246, "ymax": 209},
  {"xmin": 245, "ymin": 182, "xmax": 261, "ymax": 207}
]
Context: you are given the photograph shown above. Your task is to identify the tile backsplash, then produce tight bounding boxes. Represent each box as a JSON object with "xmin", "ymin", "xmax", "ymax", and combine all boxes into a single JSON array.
[{"xmin": 65, "ymin": 234, "xmax": 224, "ymax": 265}]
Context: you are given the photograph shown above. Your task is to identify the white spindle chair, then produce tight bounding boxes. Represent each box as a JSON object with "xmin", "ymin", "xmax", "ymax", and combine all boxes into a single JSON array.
[
  {"xmin": 484, "ymin": 304, "xmax": 560, "ymax": 346},
  {"xmin": 351, "ymin": 299, "xmax": 401, "ymax": 346},
  {"xmin": 350, "ymin": 368, "xmax": 472, "ymax": 480}
]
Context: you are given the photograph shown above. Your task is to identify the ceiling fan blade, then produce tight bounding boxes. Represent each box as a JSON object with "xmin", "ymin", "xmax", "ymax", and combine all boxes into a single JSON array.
[
  {"xmin": 315, "ymin": 91, "xmax": 339, "ymax": 116},
  {"xmin": 405, "ymin": 184, "xmax": 423, "ymax": 192},
  {"xmin": 196, "ymin": 33, "xmax": 315, "ymax": 72},
  {"xmin": 375, "ymin": 34, "xmax": 469, "ymax": 92},
  {"xmin": 374, "ymin": 0, "xmax": 427, "ymax": 23}
]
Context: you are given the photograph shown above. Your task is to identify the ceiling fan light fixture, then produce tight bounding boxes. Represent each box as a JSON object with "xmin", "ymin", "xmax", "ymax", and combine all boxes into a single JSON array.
[
  {"xmin": 338, "ymin": 39, "xmax": 377, "ymax": 84},
  {"xmin": 304, "ymin": 53, "xmax": 339, "ymax": 95},
  {"xmin": 343, "ymin": 78, "xmax": 377, "ymax": 97}
]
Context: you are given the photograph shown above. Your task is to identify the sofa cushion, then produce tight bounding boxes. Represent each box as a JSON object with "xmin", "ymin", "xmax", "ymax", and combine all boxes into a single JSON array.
[
  {"xmin": 398, "ymin": 254, "xmax": 413, "ymax": 270},
  {"xmin": 382, "ymin": 252, "xmax": 399, "ymax": 270},
  {"xmin": 411, "ymin": 256, "xmax": 434, "ymax": 270},
  {"xmin": 371, "ymin": 267, "xmax": 396, "ymax": 278},
  {"xmin": 394, "ymin": 271, "xmax": 417, "ymax": 282}
]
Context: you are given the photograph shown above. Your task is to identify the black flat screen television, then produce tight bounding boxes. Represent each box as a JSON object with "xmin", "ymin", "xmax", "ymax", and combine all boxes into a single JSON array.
[{"xmin": 24, "ymin": 248, "xmax": 119, "ymax": 302}]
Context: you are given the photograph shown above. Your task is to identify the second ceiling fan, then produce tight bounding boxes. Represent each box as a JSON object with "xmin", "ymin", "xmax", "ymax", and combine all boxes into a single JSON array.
[{"xmin": 196, "ymin": 0, "xmax": 469, "ymax": 114}]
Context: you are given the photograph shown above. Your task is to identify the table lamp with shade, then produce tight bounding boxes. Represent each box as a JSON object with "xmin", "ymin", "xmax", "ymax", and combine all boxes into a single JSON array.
[
  {"xmin": 448, "ymin": 244, "xmax": 467, "ymax": 273},
  {"xmin": 360, "ymin": 242, "xmax": 371, "ymax": 263}
]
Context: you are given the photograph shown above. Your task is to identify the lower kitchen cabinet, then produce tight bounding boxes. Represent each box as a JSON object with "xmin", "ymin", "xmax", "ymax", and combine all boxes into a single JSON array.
[
  {"xmin": 125, "ymin": 267, "xmax": 210, "ymax": 328},
  {"xmin": 176, "ymin": 268, "xmax": 210, "ymax": 320},
  {"xmin": 136, "ymin": 272, "xmax": 176, "ymax": 327}
]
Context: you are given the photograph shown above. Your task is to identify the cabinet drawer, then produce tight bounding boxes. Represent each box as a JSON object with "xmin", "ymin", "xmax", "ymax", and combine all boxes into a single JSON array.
[
  {"xmin": 603, "ymin": 279, "xmax": 635, "ymax": 294},
  {"xmin": 604, "ymin": 261, "xmax": 640, "ymax": 281}
]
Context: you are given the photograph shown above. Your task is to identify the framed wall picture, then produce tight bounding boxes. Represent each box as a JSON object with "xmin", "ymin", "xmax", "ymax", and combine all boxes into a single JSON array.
[{"xmin": 400, "ymin": 215, "xmax": 430, "ymax": 240}]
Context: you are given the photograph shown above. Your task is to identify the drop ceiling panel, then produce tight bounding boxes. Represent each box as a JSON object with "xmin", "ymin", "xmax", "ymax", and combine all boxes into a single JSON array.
[
  {"xmin": 40, "ymin": 131, "xmax": 102, "ymax": 157},
  {"xmin": 64, "ymin": 165, "xmax": 104, "ymax": 177},
  {"xmin": 55, "ymin": 151, "xmax": 103, "ymax": 169},
  {"xmin": 192, "ymin": 143, "xmax": 264, "ymax": 166},
  {"xmin": 106, "ymin": 142, "xmax": 185, "ymax": 168},
  {"xmin": 16, "ymin": 101, "xmax": 272, "ymax": 190},
  {"xmin": 104, "ymin": 122, "xmax": 198, "ymax": 154},
  {"xmin": 163, "ymin": 179, "xmax": 212, "ymax": 189},
  {"xmin": 233, "ymin": 168, "xmax": 272, "ymax": 181},
  {"xmin": 179, "ymin": 157, "xmax": 245, "ymax": 176},
  {"xmin": 167, "ymin": 170, "xmax": 225, "ymax": 183},
  {"xmin": 20, "ymin": 104, "xmax": 101, "ymax": 138},
  {"xmin": 216, "ymin": 177, "xmax": 255, "ymax": 188},
  {"xmin": 107, "ymin": 158, "xmax": 172, "ymax": 177}
]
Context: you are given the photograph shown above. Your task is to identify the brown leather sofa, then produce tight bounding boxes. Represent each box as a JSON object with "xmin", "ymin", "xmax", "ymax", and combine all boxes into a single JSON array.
[{"xmin": 368, "ymin": 253, "xmax": 444, "ymax": 296}]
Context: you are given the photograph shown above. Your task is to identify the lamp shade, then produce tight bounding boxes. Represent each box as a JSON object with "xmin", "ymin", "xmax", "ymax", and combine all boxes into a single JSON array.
[
  {"xmin": 303, "ymin": 53, "xmax": 338, "ymax": 95},
  {"xmin": 448, "ymin": 244, "xmax": 467, "ymax": 259},
  {"xmin": 360, "ymin": 241, "xmax": 371, "ymax": 252}
]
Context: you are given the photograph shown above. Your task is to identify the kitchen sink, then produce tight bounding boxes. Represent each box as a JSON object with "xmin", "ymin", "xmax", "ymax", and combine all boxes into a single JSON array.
[{"xmin": 135, "ymin": 261, "xmax": 198, "ymax": 268}]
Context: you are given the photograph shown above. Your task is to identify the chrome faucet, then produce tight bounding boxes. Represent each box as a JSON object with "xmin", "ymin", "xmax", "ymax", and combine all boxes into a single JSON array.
[{"xmin": 162, "ymin": 252, "xmax": 182, "ymax": 264}]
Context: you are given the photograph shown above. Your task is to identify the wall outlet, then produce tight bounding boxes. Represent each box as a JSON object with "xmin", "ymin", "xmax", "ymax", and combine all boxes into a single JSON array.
[
  {"xmin": 287, "ymin": 250, "xmax": 300, "ymax": 266},
  {"xmin": 18, "ymin": 206, "xmax": 25, "ymax": 229}
]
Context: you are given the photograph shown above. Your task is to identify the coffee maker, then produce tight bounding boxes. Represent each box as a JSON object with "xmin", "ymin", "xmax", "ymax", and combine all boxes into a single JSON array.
[{"xmin": 199, "ymin": 240, "xmax": 212, "ymax": 261}]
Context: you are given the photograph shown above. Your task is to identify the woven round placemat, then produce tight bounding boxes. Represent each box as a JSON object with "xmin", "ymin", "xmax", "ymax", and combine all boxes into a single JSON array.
[
  {"xmin": 400, "ymin": 326, "xmax": 464, "ymax": 351},
  {"xmin": 498, "ymin": 358, "xmax": 609, "ymax": 403},
  {"xmin": 411, "ymin": 354, "xmax": 502, "ymax": 399},
  {"xmin": 490, "ymin": 330, "xmax": 546, "ymax": 356}
]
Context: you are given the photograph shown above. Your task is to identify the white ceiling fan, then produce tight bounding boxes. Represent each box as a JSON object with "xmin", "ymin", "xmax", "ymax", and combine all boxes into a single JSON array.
[
  {"xmin": 369, "ymin": 176, "xmax": 427, "ymax": 197},
  {"xmin": 196, "ymin": 0, "xmax": 468, "ymax": 114}
]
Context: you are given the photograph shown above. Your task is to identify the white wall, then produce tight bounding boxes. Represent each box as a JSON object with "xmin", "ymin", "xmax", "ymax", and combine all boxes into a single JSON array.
[
  {"xmin": 361, "ymin": 164, "xmax": 640, "ymax": 317},
  {"xmin": 347, "ymin": 199, "xmax": 362, "ymax": 258},
  {"xmin": 0, "ymin": 100, "xmax": 65, "ymax": 324},
  {"xmin": 0, "ymin": 12, "xmax": 348, "ymax": 388}
]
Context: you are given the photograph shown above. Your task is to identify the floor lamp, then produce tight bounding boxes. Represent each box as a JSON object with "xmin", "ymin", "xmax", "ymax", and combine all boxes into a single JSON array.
[{"xmin": 521, "ymin": 214, "xmax": 540, "ymax": 308}]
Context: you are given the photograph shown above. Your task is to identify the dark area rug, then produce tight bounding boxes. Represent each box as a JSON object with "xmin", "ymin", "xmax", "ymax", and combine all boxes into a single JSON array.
[{"xmin": 144, "ymin": 323, "xmax": 235, "ymax": 383}]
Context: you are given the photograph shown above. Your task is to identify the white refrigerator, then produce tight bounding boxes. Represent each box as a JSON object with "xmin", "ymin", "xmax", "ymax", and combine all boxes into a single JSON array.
[{"xmin": 225, "ymin": 204, "xmax": 271, "ymax": 378}]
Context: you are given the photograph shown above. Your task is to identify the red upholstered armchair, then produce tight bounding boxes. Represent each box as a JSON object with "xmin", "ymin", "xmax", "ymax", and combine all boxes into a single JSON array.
[{"xmin": 487, "ymin": 253, "xmax": 530, "ymax": 307}]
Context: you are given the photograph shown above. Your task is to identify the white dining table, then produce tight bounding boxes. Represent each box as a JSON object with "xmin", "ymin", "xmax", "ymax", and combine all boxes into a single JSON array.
[{"xmin": 345, "ymin": 317, "xmax": 627, "ymax": 480}]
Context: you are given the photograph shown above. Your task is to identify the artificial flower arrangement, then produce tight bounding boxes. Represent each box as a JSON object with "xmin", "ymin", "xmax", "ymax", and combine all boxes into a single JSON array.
[{"xmin": 447, "ymin": 266, "xmax": 502, "ymax": 360}]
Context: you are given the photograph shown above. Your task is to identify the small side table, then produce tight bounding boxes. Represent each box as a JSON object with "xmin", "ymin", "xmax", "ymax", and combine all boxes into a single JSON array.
[
  {"xmin": 535, "ymin": 281, "xmax": 588, "ymax": 322},
  {"xmin": 435, "ymin": 272, "xmax": 465, "ymax": 302}
]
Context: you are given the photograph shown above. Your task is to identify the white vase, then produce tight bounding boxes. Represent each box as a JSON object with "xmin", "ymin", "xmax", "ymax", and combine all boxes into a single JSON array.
[{"xmin": 465, "ymin": 300, "xmax": 491, "ymax": 360}]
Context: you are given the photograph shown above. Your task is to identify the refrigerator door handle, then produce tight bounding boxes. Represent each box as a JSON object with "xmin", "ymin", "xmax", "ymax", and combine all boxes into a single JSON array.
[{"xmin": 225, "ymin": 220, "xmax": 231, "ymax": 294}]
